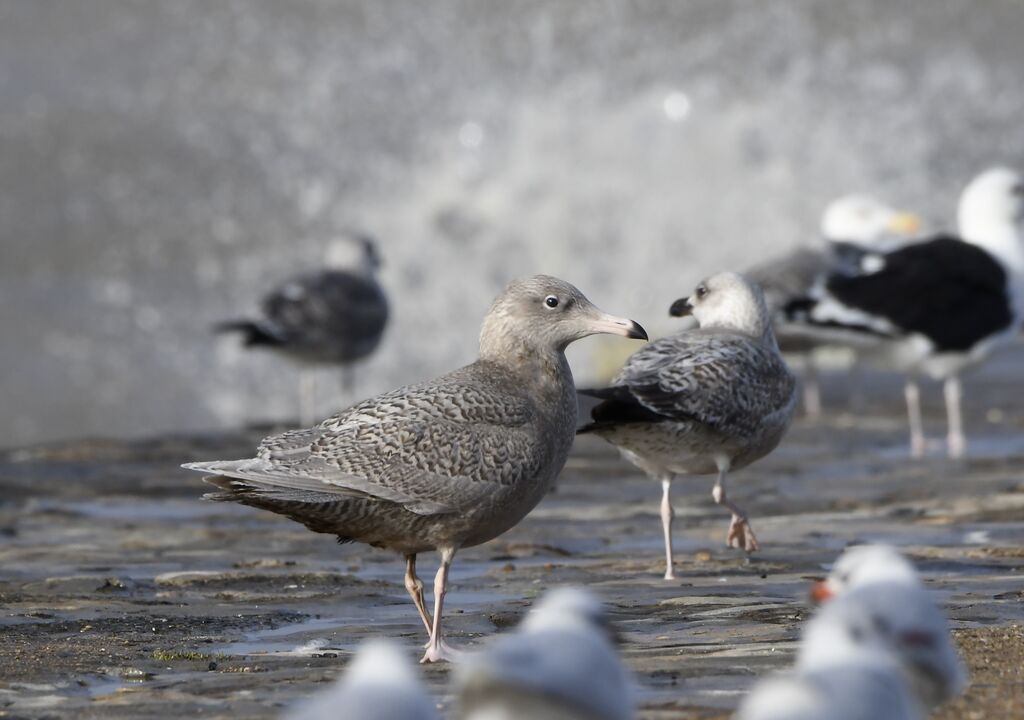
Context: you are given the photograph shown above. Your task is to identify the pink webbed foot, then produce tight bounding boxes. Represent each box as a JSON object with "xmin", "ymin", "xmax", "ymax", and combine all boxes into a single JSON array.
[
  {"xmin": 420, "ymin": 638, "xmax": 461, "ymax": 664},
  {"xmin": 727, "ymin": 515, "xmax": 760, "ymax": 553}
]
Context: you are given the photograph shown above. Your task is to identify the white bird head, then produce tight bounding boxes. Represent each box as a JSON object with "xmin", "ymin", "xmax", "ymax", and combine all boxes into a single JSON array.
[
  {"xmin": 957, "ymin": 167, "xmax": 1024, "ymax": 274},
  {"xmin": 821, "ymin": 195, "xmax": 923, "ymax": 248},
  {"xmin": 669, "ymin": 272, "xmax": 774, "ymax": 343},
  {"xmin": 810, "ymin": 544, "xmax": 921, "ymax": 602}
]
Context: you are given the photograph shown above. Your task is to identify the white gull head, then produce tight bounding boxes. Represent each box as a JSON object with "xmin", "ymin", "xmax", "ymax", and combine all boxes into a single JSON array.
[
  {"xmin": 957, "ymin": 167, "xmax": 1024, "ymax": 276},
  {"xmin": 821, "ymin": 195, "xmax": 922, "ymax": 248},
  {"xmin": 812, "ymin": 544, "xmax": 921, "ymax": 601},
  {"xmin": 669, "ymin": 272, "xmax": 775, "ymax": 345}
]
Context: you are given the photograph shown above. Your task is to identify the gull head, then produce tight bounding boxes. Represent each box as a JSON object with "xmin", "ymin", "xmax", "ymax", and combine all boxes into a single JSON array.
[
  {"xmin": 480, "ymin": 275, "xmax": 647, "ymax": 357},
  {"xmin": 821, "ymin": 195, "xmax": 922, "ymax": 247},
  {"xmin": 810, "ymin": 544, "xmax": 921, "ymax": 602},
  {"xmin": 669, "ymin": 272, "xmax": 772, "ymax": 340},
  {"xmin": 958, "ymin": 167, "xmax": 1024, "ymax": 249}
]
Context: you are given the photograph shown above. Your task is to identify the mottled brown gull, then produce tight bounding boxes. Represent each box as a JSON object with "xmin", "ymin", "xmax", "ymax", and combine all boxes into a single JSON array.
[
  {"xmin": 184, "ymin": 275, "xmax": 646, "ymax": 662},
  {"xmin": 579, "ymin": 272, "xmax": 796, "ymax": 579},
  {"xmin": 215, "ymin": 233, "xmax": 389, "ymax": 423}
]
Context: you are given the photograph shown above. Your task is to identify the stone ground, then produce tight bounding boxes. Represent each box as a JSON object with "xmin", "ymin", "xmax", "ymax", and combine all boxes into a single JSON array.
[{"xmin": 2, "ymin": 363, "xmax": 1024, "ymax": 719}]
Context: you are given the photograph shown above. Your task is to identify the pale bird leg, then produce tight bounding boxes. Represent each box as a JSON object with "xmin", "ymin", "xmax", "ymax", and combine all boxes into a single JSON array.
[
  {"xmin": 944, "ymin": 376, "xmax": 966, "ymax": 459},
  {"xmin": 421, "ymin": 547, "xmax": 460, "ymax": 663},
  {"xmin": 802, "ymin": 356, "xmax": 822, "ymax": 419},
  {"xmin": 712, "ymin": 467, "xmax": 759, "ymax": 553},
  {"xmin": 904, "ymin": 379, "xmax": 926, "ymax": 459},
  {"xmin": 660, "ymin": 477, "xmax": 676, "ymax": 580},
  {"xmin": 404, "ymin": 554, "xmax": 432, "ymax": 636}
]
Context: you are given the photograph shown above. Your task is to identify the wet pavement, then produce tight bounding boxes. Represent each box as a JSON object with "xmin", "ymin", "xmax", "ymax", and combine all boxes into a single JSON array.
[{"xmin": 2, "ymin": 363, "xmax": 1024, "ymax": 719}]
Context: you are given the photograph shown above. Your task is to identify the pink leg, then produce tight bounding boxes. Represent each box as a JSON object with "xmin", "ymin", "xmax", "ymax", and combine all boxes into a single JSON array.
[
  {"xmin": 421, "ymin": 547, "xmax": 460, "ymax": 663},
  {"xmin": 660, "ymin": 477, "xmax": 676, "ymax": 580},
  {"xmin": 712, "ymin": 468, "xmax": 759, "ymax": 553},
  {"xmin": 404, "ymin": 554, "xmax": 432, "ymax": 636}
]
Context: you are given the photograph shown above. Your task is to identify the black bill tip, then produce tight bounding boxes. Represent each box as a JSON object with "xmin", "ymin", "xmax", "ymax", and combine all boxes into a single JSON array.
[
  {"xmin": 669, "ymin": 297, "xmax": 692, "ymax": 317},
  {"xmin": 627, "ymin": 321, "xmax": 648, "ymax": 341}
]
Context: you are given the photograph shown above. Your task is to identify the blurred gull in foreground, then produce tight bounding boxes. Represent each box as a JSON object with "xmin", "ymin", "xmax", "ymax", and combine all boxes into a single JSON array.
[
  {"xmin": 456, "ymin": 588, "xmax": 634, "ymax": 720},
  {"xmin": 807, "ymin": 546, "xmax": 967, "ymax": 708},
  {"xmin": 185, "ymin": 276, "xmax": 646, "ymax": 662},
  {"xmin": 737, "ymin": 596, "xmax": 926, "ymax": 720},
  {"xmin": 784, "ymin": 168, "xmax": 1024, "ymax": 458},
  {"xmin": 215, "ymin": 232, "xmax": 389, "ymax": 424},
  {"xmin": 579, "ymin": 272, "xmax": 796, "ymax": 578},
  {"xmin": 286, "ymin": 640, "xmax": 439, "ymax": 720},
  {"xmin": 747, "ymin": 195, "xmax": 923, "ymax": 417}
]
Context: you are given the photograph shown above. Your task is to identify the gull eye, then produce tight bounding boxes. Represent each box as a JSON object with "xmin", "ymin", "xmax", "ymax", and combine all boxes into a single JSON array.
[
  {"xmin": 695, "ymin": 285, "xmax": 708, "ymax": 299},
  {"xmin": 544, "ymin": 295, "xmax": 560, "ymax": 309}
]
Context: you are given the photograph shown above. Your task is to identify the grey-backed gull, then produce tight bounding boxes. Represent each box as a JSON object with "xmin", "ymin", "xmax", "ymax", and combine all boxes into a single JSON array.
[
  {"xmin": 216, "ymin": 233, "xmax": 389, "ymax": 424},
  {"xmin": 579, "ymin": 272, "xmax": 796, "ymax": 579}
]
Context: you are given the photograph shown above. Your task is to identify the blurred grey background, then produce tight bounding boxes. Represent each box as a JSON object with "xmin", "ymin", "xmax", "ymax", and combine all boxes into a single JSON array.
[{"xmin": 3, "ymin": 0, "xmax": 1024, "ymax": 447}]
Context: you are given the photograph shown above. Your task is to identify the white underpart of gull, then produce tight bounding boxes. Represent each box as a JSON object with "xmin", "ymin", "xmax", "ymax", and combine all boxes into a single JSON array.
[
  {"xmin": 797, "ymin": 582, "xmax": 967, "ymax": 709},
  {"xmin": 747, "ymin": 195, "xmax": 923, "ymax": 418},
  {"xmin": 579, "ymin": 272, "xmax": 796, "ymax": 579},
  {"xmin": 809, "ymin": 543, "xmax": 920, "ymax": 601},
  {"xmin": 215, "ymin": 232, "xmax": 389, "ymax": 424},
  {"xmin": 455, "ymin": 588, "xmax": 634, "ymax": 720},
  {"xmin": 185, "ymin": 275, "xmax": 646, "ymax": 663},
  {"xmin": 736, "ymin": 597, "xmax": 925, "ymax": 720},
  {"xmin": 782, "ymin": 167, "xmax": 1024, "ymax": 458},
  {"xmin": 285, "ymin": 639, "xmax": 439, "ymax": 720}
]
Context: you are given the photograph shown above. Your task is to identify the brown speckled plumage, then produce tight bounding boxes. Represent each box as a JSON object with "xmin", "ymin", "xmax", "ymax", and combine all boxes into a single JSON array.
[{"xmin": 183, "ymin": 274, "xmax": 646, "ymax": 661}]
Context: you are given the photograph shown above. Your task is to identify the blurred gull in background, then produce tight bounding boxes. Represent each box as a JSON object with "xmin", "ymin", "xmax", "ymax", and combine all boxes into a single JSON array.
[
  {"xmin": 784, "ymin": 167, "xmax": 1024, "ymax": 458},
  {"xmin": 579, "ymin": 272, "xmax": 796, "ymax": 578},
  {"xmin": 215, "ymin": 232, "xmax": 389, "ymax": 425},
  {"xmin": 285, "ymin": 639, "xmax": 439, "ymax": 720},
  {"xmin": 749, "ymin": 195, "xmax": 924, "ymax": 417},
  {"xmin": 456, "ymin": 588, "xmax": 634, "ymax": 720},
  {"xmin": 185, "ymin": 276, "xmax": 646, "ymax": 662}
]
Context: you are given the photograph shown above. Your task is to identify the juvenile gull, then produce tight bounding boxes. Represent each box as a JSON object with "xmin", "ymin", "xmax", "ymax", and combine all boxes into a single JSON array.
[
  {"xmin": 784, "ymin": 168, "xmax": 1024, "ymax": 457},
  {"xmin": 455, "ymin": 588, "xmax": 634, "ymax": 720},
  {"xmin": 185, "ymin": 275, "xmax": 646, "ymax": 662},
  {"xmin": 216, "ymin": 233, "xmax": 389, "ymax": 423},
  {"xmin": 579, "ymin": 272, "xmax": 796, "ymax": 579},
  {"xmin": 286, "ymin": 639, "xmax": 439, "ymax": 720},
  {"xmin": 747, "ymin": 195, "xmax": 922, "ymax": 417}
]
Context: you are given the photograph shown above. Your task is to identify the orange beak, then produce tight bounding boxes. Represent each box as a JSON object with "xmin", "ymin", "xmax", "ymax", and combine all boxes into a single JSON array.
[{"xmin": 809, "ymin": 580, "xmax": 835, "ymax": 604}]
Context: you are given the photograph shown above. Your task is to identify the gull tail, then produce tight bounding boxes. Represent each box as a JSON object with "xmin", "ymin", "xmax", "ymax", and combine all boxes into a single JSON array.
[{"xmin": 212, "ymin": 319, "xmax": 284, "ymax": 347}]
